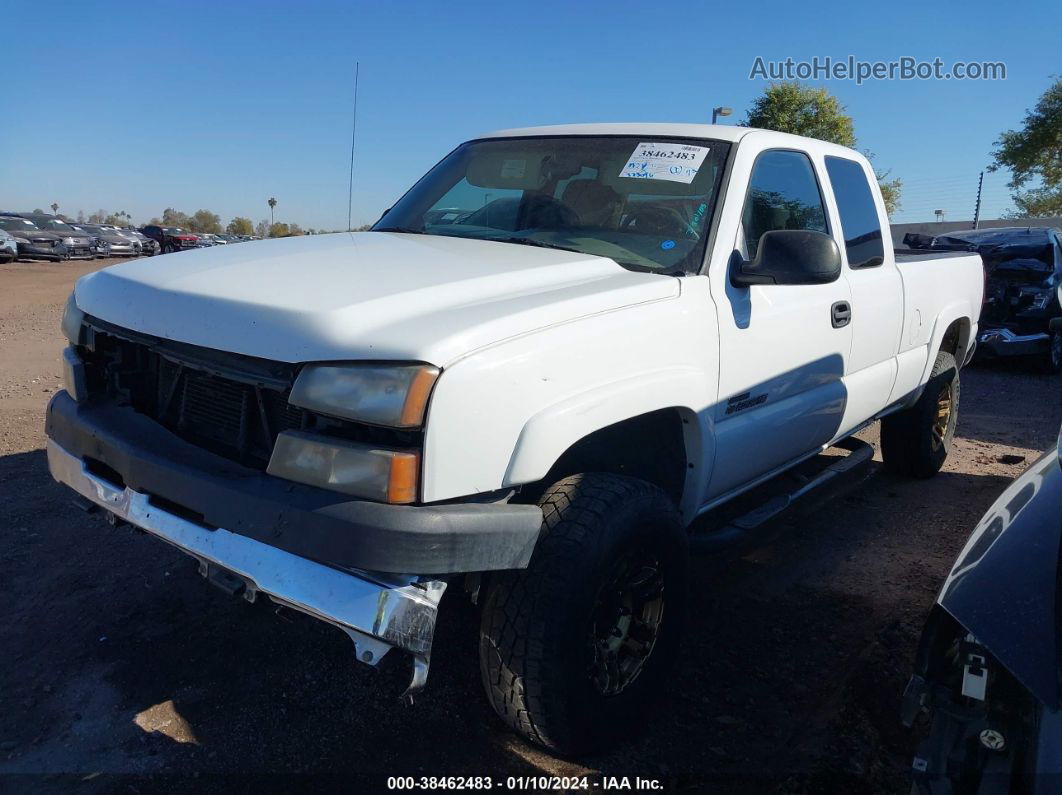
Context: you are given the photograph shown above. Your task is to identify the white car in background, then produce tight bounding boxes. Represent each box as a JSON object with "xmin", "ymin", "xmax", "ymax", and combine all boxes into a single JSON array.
[{"xmin": 0, "ymin": 228, "xmax": 18, "ymax": 262}]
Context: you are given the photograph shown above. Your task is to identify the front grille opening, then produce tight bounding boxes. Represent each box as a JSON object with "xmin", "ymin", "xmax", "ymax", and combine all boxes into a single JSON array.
[
  {"xmin": 147, "ymin": 494, "xmax": 216, "ymax": 530},
  {"xmin": 81, "ymin": 323, "xmax": 422, "ymax": 473},
  {"xmin": 84, "ymin": 456, "xmax": 126, "ymax": 490}
]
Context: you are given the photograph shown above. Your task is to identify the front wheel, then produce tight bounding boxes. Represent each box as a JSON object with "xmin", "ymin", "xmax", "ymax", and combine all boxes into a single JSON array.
[
  {"xmin": 478, "ymin": 473, "xmax": 688, "ymax": 755},
  {"xmin": 881, "ymin": 350, "xmax": 959, "ymax": 478}
]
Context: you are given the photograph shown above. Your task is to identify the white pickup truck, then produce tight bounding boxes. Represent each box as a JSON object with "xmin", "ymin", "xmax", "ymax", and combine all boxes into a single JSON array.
[{"xmin": 48, "ymin": 124, "xmax": 984, "ymax": 754}]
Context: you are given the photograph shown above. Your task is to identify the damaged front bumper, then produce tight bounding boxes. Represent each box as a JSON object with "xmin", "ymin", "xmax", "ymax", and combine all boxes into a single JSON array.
[
  {"xmin": 977, "ymin": 327, "xmax": 1050, "ymax": 358},
  {"xmin": 47, "ymin": 439, "xmax": 446, "ymax": 695}
]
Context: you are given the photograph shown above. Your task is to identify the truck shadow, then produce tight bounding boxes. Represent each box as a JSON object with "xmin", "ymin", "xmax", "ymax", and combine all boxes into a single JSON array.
[{"xmin": 0, "ymin": 444, "xmax": 1018, "ymax": 791}]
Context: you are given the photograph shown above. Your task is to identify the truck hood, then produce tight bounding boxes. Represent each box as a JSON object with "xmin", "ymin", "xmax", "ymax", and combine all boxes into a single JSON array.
[{"xmin": 74, "ymin": 232, "xmax": 679, "ymax": 364}]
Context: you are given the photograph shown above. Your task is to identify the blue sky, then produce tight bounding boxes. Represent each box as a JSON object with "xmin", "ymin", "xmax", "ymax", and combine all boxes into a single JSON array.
[{"xmin": 2, "ymin": 0, "xmax": 1056, "ymax": 228}]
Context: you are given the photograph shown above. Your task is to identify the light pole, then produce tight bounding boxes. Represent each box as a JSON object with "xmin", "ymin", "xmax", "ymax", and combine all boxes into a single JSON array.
[
  {"xmin": 712, "ymin": 106, "xmax": 732, "ymax": 124},
  {"xmin": 268, "ymin": 197, "xmax": 277, "ymax": 234}
]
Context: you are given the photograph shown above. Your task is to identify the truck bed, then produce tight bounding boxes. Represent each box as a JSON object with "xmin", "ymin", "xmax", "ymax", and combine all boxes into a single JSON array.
[{"xmin": 894, "ymin": 249, "xmax": 980, "ymax": 264}]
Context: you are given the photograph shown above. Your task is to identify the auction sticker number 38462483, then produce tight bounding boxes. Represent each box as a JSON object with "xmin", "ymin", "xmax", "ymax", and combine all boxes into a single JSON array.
[{"xmin": 619, "ymin": 142, "xmax": 710, "ymax": 184}]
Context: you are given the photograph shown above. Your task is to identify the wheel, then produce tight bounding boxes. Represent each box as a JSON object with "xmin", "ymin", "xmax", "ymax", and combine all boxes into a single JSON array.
[
  {"xmin": 881, "ymin": 350, "xmax": 959, "ymax": 478},
  {"xmin": 1037, "ymin": 330, "xmax": 1062, "ymax": 375},
  {"xmin": 478, "ymin": 473, "xmax": 688, "ymax": 755},
  {"xmin": 163, "ymin": 242, "xmax": 174, "ymax": 254}
]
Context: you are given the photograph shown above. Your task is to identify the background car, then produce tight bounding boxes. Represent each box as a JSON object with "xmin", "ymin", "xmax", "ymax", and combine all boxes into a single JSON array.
[
  {"xmin": 0, "ymin": 228, "xmax": 18, "ymax": 262},
  {"xmin": 75, "ymin": 223, "xmax": 140, "ymax": 257},
  {"xmin": 903, "ymin": 426, "xmax": 1062, "ymax": 792},
  {"xmin": 905, "ymin": 227, "xmax": 1062, "ymax": 373},
  {"xmin": 20, "ymin": 213, "xmax": 96, "ymax": 260},
  {"xmin": 140, "ymin": 225, "xmax": 199, "ymax": 253},
  {"xmin": 119, "ymin": 227, "xmax": 160, "ymax": 256},
  {"xmin": 0, "ymin": 214, "xmax": 67, "ymax": 261}
]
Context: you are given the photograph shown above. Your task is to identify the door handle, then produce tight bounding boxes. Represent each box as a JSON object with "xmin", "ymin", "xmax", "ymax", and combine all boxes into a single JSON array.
[{"xmin": 831, "ymin": 301, "xmax": 851, "ymax": 328}]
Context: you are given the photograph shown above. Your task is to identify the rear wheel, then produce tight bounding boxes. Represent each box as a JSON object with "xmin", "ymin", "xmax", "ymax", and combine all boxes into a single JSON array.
[
  {"xmin": 479, "ymin": 473, "xmax": 688, "ymax": 755},
  {"xmin": 881, "ymin": 350, "xmax": 959, "ymax": 478}
]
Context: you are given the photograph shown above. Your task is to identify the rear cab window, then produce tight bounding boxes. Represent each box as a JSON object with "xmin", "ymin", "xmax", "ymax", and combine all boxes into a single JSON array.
[{"xmin": 824, "ymin": 156, "xmax": 885, "ymax": 268}]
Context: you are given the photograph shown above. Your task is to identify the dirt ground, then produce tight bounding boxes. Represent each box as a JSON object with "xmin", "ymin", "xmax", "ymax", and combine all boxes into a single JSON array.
[{"xmin": 1, "ymin": 257, "xmax": 1060, "ymax": 793}]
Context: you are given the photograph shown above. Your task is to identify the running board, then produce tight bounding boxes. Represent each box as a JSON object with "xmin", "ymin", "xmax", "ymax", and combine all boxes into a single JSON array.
[{"xmin": 690, "ymin": 438, "xmax": 874, "ymax": 554}]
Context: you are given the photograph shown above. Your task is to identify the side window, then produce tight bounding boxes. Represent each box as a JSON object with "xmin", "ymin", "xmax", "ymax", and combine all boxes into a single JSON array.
[
  {"xmin": 742, "ymin": 150, "xmax": 827, "ymax": 258},
  {"xmin": 824, "ymin": 156, "xmax": 885, "ymax": 268}
]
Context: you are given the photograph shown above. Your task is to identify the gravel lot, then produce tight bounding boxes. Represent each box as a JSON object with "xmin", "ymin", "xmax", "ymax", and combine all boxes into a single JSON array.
[{"xmin": 1, "ymin": 257, "xmax": 1060, "ymax": 792}]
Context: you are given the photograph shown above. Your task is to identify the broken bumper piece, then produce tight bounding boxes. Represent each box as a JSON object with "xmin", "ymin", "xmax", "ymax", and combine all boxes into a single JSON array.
[
  {"xmin": 47, "ymin": 439, "xmax": 446, "ymax": 695},
  {"xmin": 977, "ymin": 327, "xmax": 1050, "ymax": 357}
]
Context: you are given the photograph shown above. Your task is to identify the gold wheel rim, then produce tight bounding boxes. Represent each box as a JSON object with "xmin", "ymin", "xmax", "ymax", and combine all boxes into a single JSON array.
[{"xmin": 931, "ymin": 385, "xmax": 952, "ymax": 451}]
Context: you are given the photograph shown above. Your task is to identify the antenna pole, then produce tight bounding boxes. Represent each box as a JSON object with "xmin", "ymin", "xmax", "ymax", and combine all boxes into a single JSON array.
[
  {"xmin": 972, "ymin": 170, "xmax": 984, "ymax": 229},
  {"xmin": 347, "ymin": 61, "xmax": 360, "ymax": 231}
]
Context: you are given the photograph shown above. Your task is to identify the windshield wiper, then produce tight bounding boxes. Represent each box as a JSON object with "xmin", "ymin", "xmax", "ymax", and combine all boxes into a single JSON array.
[
  {"xmin": 488, "ymin": 236, "xmax": 584, "ymax": 255},
  {"xmin": 372, "ymin": 226, "xmax": 426, "ymax": 234}
]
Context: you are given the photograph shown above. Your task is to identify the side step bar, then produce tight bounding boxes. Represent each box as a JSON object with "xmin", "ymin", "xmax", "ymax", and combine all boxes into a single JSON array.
[{"xmin": 690, "ymin": 437, "xmax": 874, "ymax": 554}]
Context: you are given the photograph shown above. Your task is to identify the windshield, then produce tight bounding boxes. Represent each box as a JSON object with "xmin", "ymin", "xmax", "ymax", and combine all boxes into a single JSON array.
[
  {"xmin": 163, "ymin": 227, "xmax": 186, "ymax": 234},
  {"xmin": 29, "ymin": 217, "xmax": 78, "ymax": 233},
  {"xmin": 374, "ymin": 136, "xmax": 731, "ymax": 272},
  {"xmin": 0, "ymin": 217, "xmax": 41, "ymax": 232}
]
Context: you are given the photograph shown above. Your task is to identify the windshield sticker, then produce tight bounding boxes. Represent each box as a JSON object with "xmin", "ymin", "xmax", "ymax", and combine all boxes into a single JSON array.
[
  {"xmin": 660, "ymin": 240, "xmax": 676, "ymax": 250},
  {"xmin": 500, "ymin": 159, "xmax": 527, "ymax": 179},
  {"xmin": 619, "ymin": 143, "xmax": 710, "ymax": 184}
]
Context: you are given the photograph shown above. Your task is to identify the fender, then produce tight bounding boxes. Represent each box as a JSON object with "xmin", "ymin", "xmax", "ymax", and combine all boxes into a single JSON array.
[
  {"xmin": 919, "ymin": 302, "xmax": 975, "ymax": 384},
  {"xmin": 504, "ymin": 366, "xmax": 714, "ymax": 521}
]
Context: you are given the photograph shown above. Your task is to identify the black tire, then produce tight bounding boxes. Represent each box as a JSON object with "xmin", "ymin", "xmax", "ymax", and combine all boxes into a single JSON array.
[
  {"xmin": 479, "ymin": 473, "xmax": 688, "ymax": 755},
  {"xmin": 1037, "ymin": 330, "xmax": 1062, "ymax": 375},
  {"xmin": 881, "ymin": 350, "xmax": 959, "ymax": 478}
]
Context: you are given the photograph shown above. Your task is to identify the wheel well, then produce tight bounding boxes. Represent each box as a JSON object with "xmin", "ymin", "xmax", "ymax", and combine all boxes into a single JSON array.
[
  {"xmin": 938, "ymin": 318, "xmax": 970, "ymax": 360},
  {"xmin": 517, "ymin": 408, "xmax": 688, "ymax": 507}
]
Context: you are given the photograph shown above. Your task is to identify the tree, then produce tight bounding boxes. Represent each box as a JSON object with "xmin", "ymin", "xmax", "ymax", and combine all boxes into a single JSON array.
[
  {"xmin": 1002, "ymin": 187, "xmax": 1062, "ymax": 218},
  {"xmin": 267, "ymin": 197, "xmax": 277, "ymax": 231},
  {"xmin": 268, "ymin": 222, "xmax": 290, "ymax": 237},
  {"xmin": 227, "ymin": 217, "xmax": 254, "ymax": 236},
  {"xmin": 744, "ymin": 82, "xmax": 855, "ymax": 147},
  {"xmin": 188, "ymin": 209, "xmax": 222, "ymax": 234},
  {"xmin": 88, "ymin": 209, "xmax": 108, "ymax": 223},
  {"xmin": 254, "ymin": 220, "xmax": 270, "ymax": 238},
  {"xmin": 990, "ymin": 77, "xmax": 1062, "ymax": 218},
  {"xmin": 161, "ymin": 208, "xmax": 191, "ymax": 228},
  {"xmin": 743, "ymin": 81, "xmax": 901, "ymax": 214},
  {"xmin": 50, "ymin": 203, "xmax": 59, "ymax": 215},
  {"xmin": 77, "ymin": 210, "xmax": 85, "ymax": 223}
]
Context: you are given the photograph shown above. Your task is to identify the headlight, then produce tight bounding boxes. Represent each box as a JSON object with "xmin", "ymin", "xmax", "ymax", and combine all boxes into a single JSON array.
[
  {"xmin": 61, "ymin": 292, "xmax": 85, "ymax": 344},
  {"xmin": 267, "ymin": 431, "xmax": 419, "ymax": 503},
  {"xmin": 1019, "ymin": 286, "xmax": 1055, "ymax": 310},
  {"xmin": 289, "ymin": 363, "xmax": 440, "ymax": 428},
  {"xmin": 1030, "ymin": 288, "xmax": 1055, "ymax": 310}
]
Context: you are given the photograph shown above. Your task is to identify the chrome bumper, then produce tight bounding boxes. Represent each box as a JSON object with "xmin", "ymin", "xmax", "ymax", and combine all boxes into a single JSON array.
[
  {"xmin": 977, "ymin": 328, "xmax": 1050, "ymax": 357},
  {"xmin": 47, "ymin": 439, "xmax": 446, "ymax": 695}
]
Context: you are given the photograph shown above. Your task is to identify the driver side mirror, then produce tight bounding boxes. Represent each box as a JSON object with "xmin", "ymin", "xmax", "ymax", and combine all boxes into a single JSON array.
[{"xmin": 731, "ymin": 229, "xmax": 842, "ymax": 287}]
